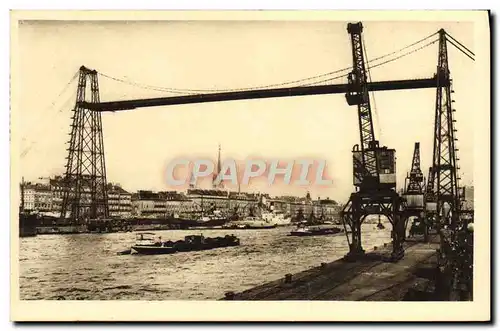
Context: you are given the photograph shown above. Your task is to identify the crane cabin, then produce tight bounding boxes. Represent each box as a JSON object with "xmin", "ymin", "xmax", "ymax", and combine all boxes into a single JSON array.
[{"xmin": 352, "ymin": 145, "xmax": 396, "ymax": 190}]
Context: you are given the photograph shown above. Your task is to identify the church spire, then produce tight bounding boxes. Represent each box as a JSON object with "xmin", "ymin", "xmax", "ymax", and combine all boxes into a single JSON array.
[
  {"xmin": 217, "ymin": 143, "xmax": 222, "ymax": 175},
  {"xmin": 213, "ymin": 143, "xmax": 224, "ymax": 189}
]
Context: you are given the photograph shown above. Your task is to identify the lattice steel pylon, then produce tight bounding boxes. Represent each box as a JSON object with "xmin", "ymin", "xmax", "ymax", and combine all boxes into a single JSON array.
[
  {"xmin": 60, "ymin": 66, "xmax": 109, "ymax": 222},
  {"xmin": 430, "ymin": 29, "xmax": 461, "ymax": 230},
  {"xmin": 405, "ymin": 142, "xmax": 424, "ymax": 194},
  {"xmin": 428, "ymin": 30, "xmax": 470, "ymax": 300}
]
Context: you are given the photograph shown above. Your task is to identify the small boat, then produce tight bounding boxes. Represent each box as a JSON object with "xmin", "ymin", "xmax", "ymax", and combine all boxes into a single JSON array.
[
  {"xmin": 133, "ymin": 232, "xmax": 159, "ymax": 246},
  {"xmin": 290, "ymin": 223, "xmax": 344, "ymax": 236},
  {"xmin": 129, "ymin": 232, "xmax": 175, "ymax": 254},
  {"xmin": 222, "ymin": 216, "xmax": 277, "ymax": 229}
]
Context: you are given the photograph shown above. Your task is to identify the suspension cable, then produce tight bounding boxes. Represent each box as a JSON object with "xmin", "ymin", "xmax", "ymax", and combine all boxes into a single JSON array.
[
  {"xmin": 300, "ymin": 38, "xmax": 439, "ymax": 87},
  {"xmin": 98, "ymin": 73, "xmax": 199, "ymax": 95},
  {"xmin": 36, "ymin": 70, "xmax": 79, "ymax": 116},
  {"xmin": 21, "ymin": 90, "xmax": 76, "ymax": 158},
  {"xmin": 445, "ymin": 35, "xmax": 475, "ymax": 61},
  {"xmin": 367, "ymin": 39, "xmax": 439, "ymax": 70},
  {"xmin": 21, "ymin": 71, "xmax": 79, "ymax": 158},
  {"xmin": 297, "ymin": 71, "xmax": 349, "ymax": 87},
  {"xmin": 445, "ymin": 32, "xmax": 475, "ymax": 57},
  {"xmin": 98, "ymin": 31, "xmax": 441, "ymax": 94},
  {"xmin": 368, "ymin": 31, "xmax": 439, "ymax": 64},
  {"xmin": 48, "ymin": 71, "xmax": 79, "ymax": 108}
]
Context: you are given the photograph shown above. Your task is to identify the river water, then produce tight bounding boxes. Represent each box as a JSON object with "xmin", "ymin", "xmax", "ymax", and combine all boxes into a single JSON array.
[{"xmin": 19, "ymin": 224, "xmax": 391, "ymax": 300}]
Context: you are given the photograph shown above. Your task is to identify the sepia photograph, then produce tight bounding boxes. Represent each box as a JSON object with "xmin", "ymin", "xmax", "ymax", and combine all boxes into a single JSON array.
[{"xmin": 9, "ymin": 10, "xmax": 490, "ymax": 322}]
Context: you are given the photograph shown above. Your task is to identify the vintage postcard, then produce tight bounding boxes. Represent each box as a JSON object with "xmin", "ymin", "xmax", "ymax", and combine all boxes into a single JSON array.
[{"xmin": 10, "ymin": 10, "xmax": 490, "ymax": 322}]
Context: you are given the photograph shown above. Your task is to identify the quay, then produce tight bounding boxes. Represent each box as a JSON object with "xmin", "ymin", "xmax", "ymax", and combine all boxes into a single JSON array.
[{"xmin": 222, "ymin": 237, "xmax": 443, "ymax": 301}]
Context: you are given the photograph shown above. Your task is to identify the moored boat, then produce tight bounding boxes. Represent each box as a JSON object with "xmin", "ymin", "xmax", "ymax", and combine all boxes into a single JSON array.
[
  {"xmin": 261, "ymin": 211, "xmax": 292, "ymax": 227},
  {"xmin": 222, "ymin": 216, "xmax": 276, "ymax": 229},
  {"xmin": 289, "ymin": 223, "xmax": 344, "ymax": 236},
  {"xmin": 19, "ymin": 212, "xmax": 38, "ymax": 237},
  {"xmin": 193, "ymin": 210, "xmax": 229, "ymax": 228}
]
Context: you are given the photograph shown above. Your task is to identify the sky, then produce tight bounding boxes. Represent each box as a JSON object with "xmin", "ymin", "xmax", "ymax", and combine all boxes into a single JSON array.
[{"xmin": 15, "ymin": 20, "xmax": 475, "ymax": 203}]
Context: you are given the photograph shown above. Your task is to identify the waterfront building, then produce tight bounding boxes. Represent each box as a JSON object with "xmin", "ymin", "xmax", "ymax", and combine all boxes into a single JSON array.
[
  {"xmin": 20, "ymin": 176, "xmax": 133, "ymax": 219},
  {"xmin": 186, "ymin": 189, "xmax": 232, "ymax": 212},
  {"xmin": 131, "ymin": 190, "xmax": 192, "ymax": 218},
  {"xmin": 107, "ymin": 183, "xmax": 133, "ymax": 218},
  {"xmin": 226, "ymin": 191, "xmax": 260, "ymax": 215},
  {"xmin": 270, "ymin": 194, "xmax": 341, "ymax": 221},
  {"xmin": 20, "ymin": 182, "xmax": 52, "ymax": 212},
  {"xmin": 20, "ymin": 176, "xmax": 341, "ymax": 222}
]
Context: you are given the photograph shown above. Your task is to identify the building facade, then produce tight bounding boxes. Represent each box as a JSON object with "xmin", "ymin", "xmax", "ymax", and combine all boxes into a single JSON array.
[
  {"xmin": 20, "ymin": 177, "xmax": 341, "ymax": 221},
  {"xmin": 131, "ymin": 190, "xmax": 193, "ymax": 218},
  {"xmin": 271, "ymin": 193, "xmax": 341, "ymax": 221},
  {"xmin": 20, "ymin": 183, "xmax": 52, "ymax": 212},
  {"xmin": 20, "ymin": 176, "xmax": 133, "ymax": 219},
  {"xmin": 108, "ymin": 183, "xmax": 133, "ymax": 218}
]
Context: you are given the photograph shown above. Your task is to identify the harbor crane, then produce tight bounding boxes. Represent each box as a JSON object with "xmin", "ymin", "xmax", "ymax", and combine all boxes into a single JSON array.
[{"xmin": 340, "ymin": 22, "xmax": 405, "ymax": 262}]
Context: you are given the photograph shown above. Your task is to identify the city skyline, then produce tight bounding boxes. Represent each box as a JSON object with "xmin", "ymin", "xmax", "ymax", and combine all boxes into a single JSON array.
[{"xmin": 19, "ymin": 173, "xmax": 341, "ymax": 201}]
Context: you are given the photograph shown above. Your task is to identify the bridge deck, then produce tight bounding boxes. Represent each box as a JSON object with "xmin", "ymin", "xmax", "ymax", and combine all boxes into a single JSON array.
[{"xmin": 222, "ymin": 238, "xmax": 440, "ymax": 301}]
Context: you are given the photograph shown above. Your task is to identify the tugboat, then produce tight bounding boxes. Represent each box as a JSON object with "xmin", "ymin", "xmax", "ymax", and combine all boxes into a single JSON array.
[{"xmin": 117, "ymin": 232, "xmax": 164, "ymax": 255}]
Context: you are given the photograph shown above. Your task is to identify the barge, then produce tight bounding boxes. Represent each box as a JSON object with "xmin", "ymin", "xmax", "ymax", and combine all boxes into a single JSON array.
[{"xmin": 119, "ymin": 232, "xmax": 240, "ymax": 255}]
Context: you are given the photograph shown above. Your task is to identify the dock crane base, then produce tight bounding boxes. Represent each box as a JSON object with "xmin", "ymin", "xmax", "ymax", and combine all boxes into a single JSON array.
[
  {"xmin": 341, "ymin": 189, "xmax": 407, "ymax": 262},
  {"xmin": 401, "ymin": 142, "xmax": 427, "ymax": 241},
  {"xmin": 402, "ymin": 205, "xmax": 427, "ymax": 242}
]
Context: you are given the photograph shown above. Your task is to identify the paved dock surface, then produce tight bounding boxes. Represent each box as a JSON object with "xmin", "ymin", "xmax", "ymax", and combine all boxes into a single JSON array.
[{"xmin": 223, "ymin": 238, "xmax": 440, "ymax": 301}]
